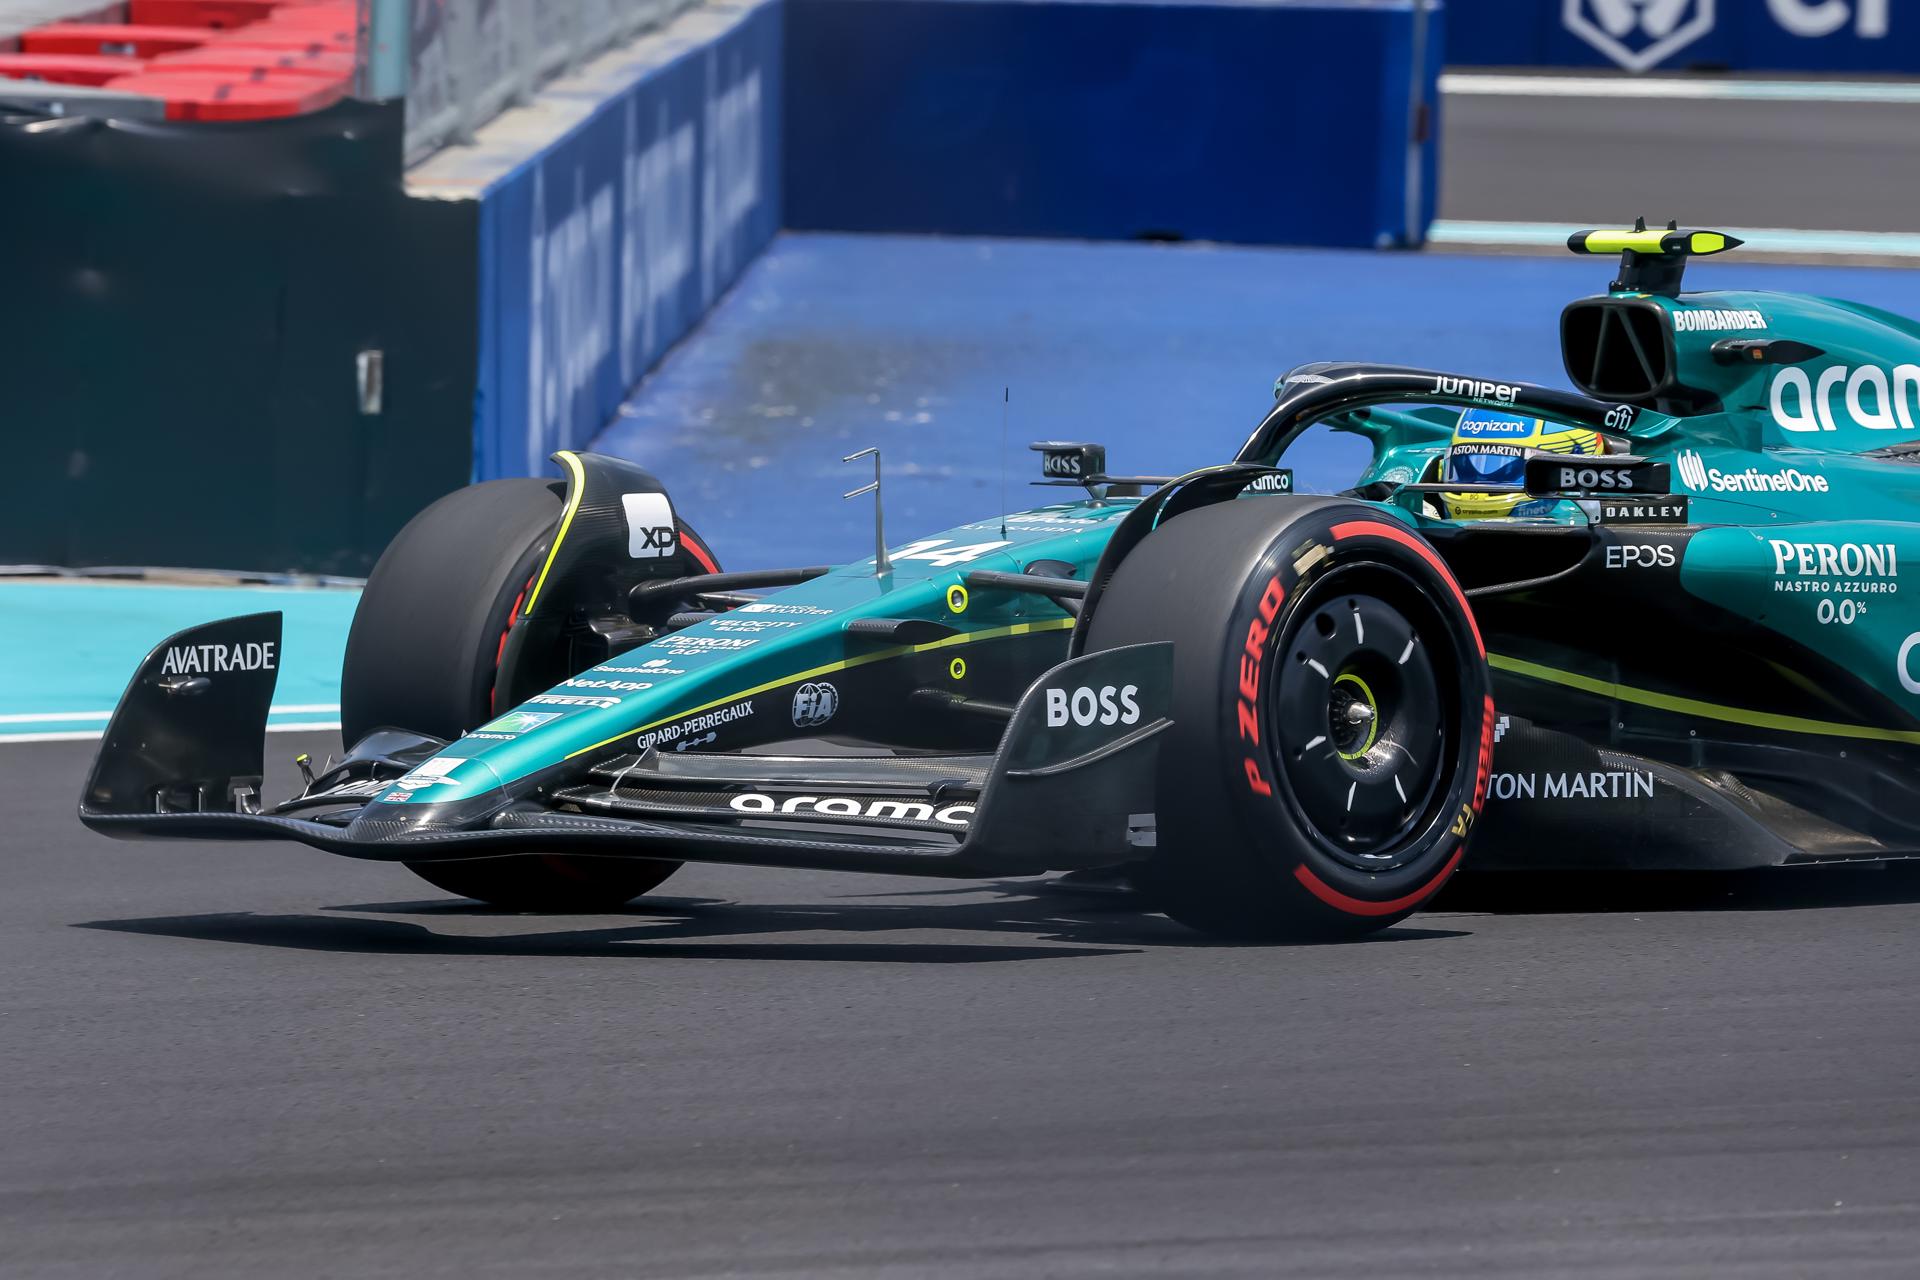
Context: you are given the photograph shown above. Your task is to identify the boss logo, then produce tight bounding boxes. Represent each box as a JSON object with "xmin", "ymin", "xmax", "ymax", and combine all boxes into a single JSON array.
[
  {"xmin": 1526, "ymin": 455, "xmax": 1669, "ymax": 496},
  {"xmin": 1044, "ymin": 684, "xmax": 1141, "ymax": 728},
  {"xmin": 1031, "ymin": 442, "xmax": 1106, "ymax": 482},
  {"xmin": 1561, "ymin": 465, "xmax": 1636, "ymax": 490},
  {"xmin": 621, "ymin": 492, "xmax": 677, "ymax": 559}
]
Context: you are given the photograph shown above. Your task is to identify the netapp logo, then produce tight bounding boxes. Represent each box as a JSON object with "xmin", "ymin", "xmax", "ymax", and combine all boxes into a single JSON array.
[
  {"xmin": 1673, "ymin": 308, "xmax": 1766, "ymax": 333},
  {"xmin": 729, "ymin": 792, "xmax": 974, "ymax": 826},
  {"xmin": 1675, "ymin": 450, "xmax": 1829, "ymax": 495},
  {"xmin": 160, "ymin": 641, "xmax": 276, "ymax": 675},
  {"xmin": 1433, "ymin": 375, "xmax": 1520, "ymax": 405},
  {"xmin": 1045, "ymin": 684, "xmax": 1141, "ymax": 728},
  {"xmin": 1772, "ymin": 364, "xmax": 1920, "ymax": 434},
  {"xmin": 564, "ymin": 677, "xmax": 653, "ymax": 692}
]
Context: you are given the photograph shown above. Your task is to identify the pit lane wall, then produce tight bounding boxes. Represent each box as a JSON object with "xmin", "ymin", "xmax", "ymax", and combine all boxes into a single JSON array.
[
  {"xmin": 413, "ymin": 0, "xmax": 784, "ymax": 484},
  {"xmin": 461, "ymin": 0, "xmax": 1441, "ymax": 483},
  {"xmin": 783, "ymin": 0, "xmax": 1442, "ymax": 250},
  {"xmin": 1449, "ymin": 1, "xmax": 1913, "ymax": 74}
]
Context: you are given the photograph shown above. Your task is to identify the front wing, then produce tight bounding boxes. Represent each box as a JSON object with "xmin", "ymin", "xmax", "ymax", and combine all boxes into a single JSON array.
[{"xmin": 79, "ymin": 613, "xmax": 1172, "ymax": 880}]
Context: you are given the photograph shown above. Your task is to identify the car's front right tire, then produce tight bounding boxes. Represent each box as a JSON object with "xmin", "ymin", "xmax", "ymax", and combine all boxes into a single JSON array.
[
  {"xmin": 342, "ymin": 477, "xmax": 692, "ymax": 912},
  {"xmin": 1085, "ymin": 496, "xmax": 1493, "ymax": 940}
]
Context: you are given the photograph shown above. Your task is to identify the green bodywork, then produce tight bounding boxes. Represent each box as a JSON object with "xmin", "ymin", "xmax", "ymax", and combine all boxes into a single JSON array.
[{"xmin": 392, "ymin": 267, "xmax": 1920, "ymax": 806}]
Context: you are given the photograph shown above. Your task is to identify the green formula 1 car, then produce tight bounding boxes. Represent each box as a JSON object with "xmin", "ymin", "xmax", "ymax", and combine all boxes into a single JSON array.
[{"xmin": 79, "ymin": 226, "xmax": 1920, "ymax": 939}]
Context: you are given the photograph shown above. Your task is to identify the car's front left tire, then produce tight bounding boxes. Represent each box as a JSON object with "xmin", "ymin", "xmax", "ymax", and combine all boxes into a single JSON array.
[{"xmin": 1085, "ymin": 496, "xmax": 1493, "ymax": 940}]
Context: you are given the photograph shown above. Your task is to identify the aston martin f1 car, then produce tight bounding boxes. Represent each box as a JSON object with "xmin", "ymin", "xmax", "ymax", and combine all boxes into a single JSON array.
[{"xmin": 79, "ymin": 226, "xmax": 1920, "ymax": 938}]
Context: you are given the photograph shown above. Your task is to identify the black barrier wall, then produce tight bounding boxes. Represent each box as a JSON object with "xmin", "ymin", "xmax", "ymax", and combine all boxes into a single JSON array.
[{"xmin": 0, "ymin": 101, "xmax": 476, "ymax": 575}]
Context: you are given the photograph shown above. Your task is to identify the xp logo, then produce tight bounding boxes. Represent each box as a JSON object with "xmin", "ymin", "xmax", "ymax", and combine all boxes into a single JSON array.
[
  {"xmin": 792, "ymin": 681, "xmax": 839, "ymax": 728},
  {"xmin": 620, "ymin": 492, "xmax": 676, "ymax": 559},
  {"xmin": 1676, "ymin": 450, "xmax": 1710, "ymax": 491},
  {"xmin": 1564, "ymin": 0, "xmax": 1715, "ymax": 71}
]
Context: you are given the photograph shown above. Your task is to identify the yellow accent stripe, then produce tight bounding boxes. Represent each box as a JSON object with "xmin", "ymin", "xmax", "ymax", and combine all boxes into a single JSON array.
[
  {"xmin": 521, "ymin": 450, "xmax": 586, "ymax": 616},
  {"xmin": 1490, "ymin": 653, "xmax": 1920, "ymax": 746},
  {"xmin": 564, "ymin": 616, "xmax": 1078, "ymax": 760}
]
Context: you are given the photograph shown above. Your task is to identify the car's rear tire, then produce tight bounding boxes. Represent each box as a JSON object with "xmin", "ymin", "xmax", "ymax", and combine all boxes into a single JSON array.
[
  {"xmin": 1085, "ymin": 497, "xmax": 1493, "ymax": 940},
  {"xmin": 342, "ymin": 477, "xmax": 696, "ymax": 911}
]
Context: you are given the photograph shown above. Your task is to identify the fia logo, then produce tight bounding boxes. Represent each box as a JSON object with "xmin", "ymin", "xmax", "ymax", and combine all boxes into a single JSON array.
[
  {"xmin": 792, "ymin": 681, "xmax": 840, "ymax": 729},
  {"xmin": 1564, "ymin": 0, "xmax": 1715, "ymax": 71}
]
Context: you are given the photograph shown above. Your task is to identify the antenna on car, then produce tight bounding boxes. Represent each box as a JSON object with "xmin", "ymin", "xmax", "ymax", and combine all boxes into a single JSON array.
[
  {"xmin": 842, "ymin": 447, "xmax": 891, "ymax": 578},
  {"xmin": 1000, "ymin": 387, "xmax": 1009, "ymax": 541}
]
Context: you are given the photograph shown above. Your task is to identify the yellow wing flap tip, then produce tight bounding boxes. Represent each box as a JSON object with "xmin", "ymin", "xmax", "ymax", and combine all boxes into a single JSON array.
[{"xmin": 1567, "ymin": 228, "xmax": 1744, "ymax": 258}]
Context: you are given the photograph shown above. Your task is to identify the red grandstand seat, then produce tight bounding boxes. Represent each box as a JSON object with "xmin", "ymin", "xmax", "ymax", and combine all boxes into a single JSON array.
[
  {"xmin": 248, "ymin": 4, "xmax": 355, "ymax": 26},
  {"xmin": 0, "ymin": 52, "xmax": 150, "ymax": 85},
  {"xmin": 103, "ymin": 67, "xmax": 346, "ymax": 119},
  {"xmin": 212, "ymin": 28, "xmax": 352, "ymax": 53},
  {"xmin": 148, "ymin": 46, "xmax": 353, "ymax": 78},
  {"xmin": 129, "ymin": 0, "xmax": 285, "ymax": 28},
  {"xmin": 21, "ymin": 23, "xmax": 211, "ymax": 56}
]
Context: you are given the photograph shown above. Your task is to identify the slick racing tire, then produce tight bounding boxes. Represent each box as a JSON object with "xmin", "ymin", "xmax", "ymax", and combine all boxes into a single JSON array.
[
  {"xmin": 343, "ymin": 478, "xmax": 707, "ymax": 912},
  {"xmin": 1085, "ymin": 497, "xmax": 1493, "ymax": 940}
]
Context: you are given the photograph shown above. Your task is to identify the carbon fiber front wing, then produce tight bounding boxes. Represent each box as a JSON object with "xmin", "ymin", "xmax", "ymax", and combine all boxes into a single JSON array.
[{"xmin": 79, "ymin": 613, "xmax": 1172, "ymax": 880}]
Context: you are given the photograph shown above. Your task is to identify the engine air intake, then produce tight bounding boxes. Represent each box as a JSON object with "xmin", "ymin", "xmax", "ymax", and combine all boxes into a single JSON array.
[{"xmin": 1561, "ymin": 298, "xmax": 1673, "ymax": 403}]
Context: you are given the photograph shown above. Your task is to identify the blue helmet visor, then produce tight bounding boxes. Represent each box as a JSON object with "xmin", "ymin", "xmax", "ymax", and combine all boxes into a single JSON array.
[{"xmin": 1446, "ymin": 446, "xmax": 1526, "ymax": 487}]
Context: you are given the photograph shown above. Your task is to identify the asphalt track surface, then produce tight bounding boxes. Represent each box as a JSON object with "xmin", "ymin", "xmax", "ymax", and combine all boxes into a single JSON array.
[
  {"xmin": 1441, "ymin": 85, "xmax": 1920, "ymax": 232},
  {"xmin": 14, "ymin": 732, "xmax": 1920, "ymax": 1277}
]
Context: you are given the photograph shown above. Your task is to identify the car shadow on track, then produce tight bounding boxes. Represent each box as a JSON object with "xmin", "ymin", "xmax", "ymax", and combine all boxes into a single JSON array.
[
  {"xmin": 72, "ymin": 881, "xmax": 1469, "ymax": 962},
  {"xmin": 1433, "ymin": 864, "xmax": 1920, "ymax": 915}
]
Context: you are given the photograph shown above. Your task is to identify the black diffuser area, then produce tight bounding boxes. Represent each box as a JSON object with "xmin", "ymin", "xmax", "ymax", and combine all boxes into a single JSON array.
[{"xmin": 1561, "ymin": 299, "xmax": 1673, "ymax": 401}]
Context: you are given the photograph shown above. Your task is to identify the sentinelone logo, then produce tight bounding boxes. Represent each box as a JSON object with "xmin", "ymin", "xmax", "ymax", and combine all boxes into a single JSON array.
[{"xmin": 1676, "ymin": 449, "xmax": 1830, "ymax": 495}]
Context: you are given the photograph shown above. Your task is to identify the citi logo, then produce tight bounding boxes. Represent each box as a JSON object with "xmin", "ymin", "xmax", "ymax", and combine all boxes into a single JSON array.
[{"xmin": 1771, "ymin": 364, "xmax": 1920, "ymax": 434}]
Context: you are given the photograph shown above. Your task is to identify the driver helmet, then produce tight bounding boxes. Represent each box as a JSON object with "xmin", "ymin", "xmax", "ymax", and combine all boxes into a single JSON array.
[{"xmin": 1442, "ymin": 408, "xmax": 1604, "ymax": 520}]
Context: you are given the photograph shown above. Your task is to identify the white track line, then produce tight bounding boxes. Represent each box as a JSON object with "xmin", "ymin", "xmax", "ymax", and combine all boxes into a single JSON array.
[
  {"xmin": 0, "ymin": 720, "xmax": 340, "ymax": 745},
  {"xmin": 0, "ymin": 702, "xmax": 339, "ymax": 725},
  {"xmin": 1442, "ymin": 73, "xmax": 1920, "ymax": 105}
]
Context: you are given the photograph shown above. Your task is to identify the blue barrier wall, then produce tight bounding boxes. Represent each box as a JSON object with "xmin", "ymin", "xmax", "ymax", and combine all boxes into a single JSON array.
[
  {"xmin": 1449, "ymin": 1, "xmax": 1911, "ymax": 74},
  {"xmin": 784, "ymin": 0, "xmax": 1442, "ymax": 250},
  {"xmin": 473, "ymin": 0, "xmax": 783, "ymax": 482}
]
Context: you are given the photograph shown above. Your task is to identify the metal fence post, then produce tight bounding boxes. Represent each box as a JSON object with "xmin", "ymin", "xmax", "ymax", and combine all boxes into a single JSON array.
[{"xmin": 365, "ymin": 0, "xmax": 410, "ymax": 101}]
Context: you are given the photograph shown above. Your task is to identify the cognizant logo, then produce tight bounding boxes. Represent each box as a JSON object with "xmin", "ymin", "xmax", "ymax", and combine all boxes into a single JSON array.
[
  {"xmin": 1772, "ymin": 365, "xmax": 1920, "ymax": 434},
  {"xmin": 1675, "ymin": 450, "xmax": 1830, "ymax": 495}
]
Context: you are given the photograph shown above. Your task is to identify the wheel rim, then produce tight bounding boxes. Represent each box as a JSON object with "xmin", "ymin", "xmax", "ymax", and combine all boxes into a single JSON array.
[{"xmin": 1270, "ymin": 570, "xmax": 1452, "ymax": 872}]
